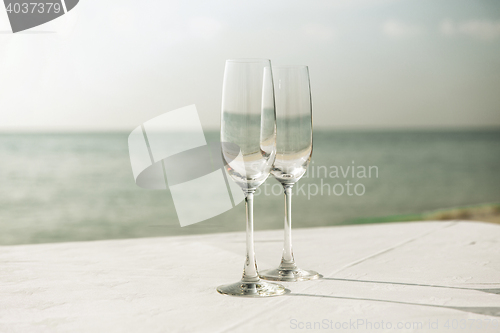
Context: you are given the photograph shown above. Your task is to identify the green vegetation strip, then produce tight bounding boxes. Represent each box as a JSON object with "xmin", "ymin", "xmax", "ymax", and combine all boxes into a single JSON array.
[{"xmin": 345, "ymin": 203, "xmax": 500, "ymax": 225}]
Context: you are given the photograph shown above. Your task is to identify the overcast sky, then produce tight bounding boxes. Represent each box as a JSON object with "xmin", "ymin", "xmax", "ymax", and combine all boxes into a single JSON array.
[{"xmin": 0, "ymin": 0, "xmax": 499, "ymax": 131}]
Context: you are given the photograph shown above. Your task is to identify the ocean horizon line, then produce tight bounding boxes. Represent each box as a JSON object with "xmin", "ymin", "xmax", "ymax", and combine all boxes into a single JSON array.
[{"xmin": 0, "ymin": 126, "xmax": 499, "ymax": 135}]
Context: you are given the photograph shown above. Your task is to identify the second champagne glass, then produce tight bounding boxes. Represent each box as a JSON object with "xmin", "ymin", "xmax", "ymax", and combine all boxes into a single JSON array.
[
  {"xmin": 260, "ymin": 65, "xmax": 321, "ymax": 282},
  {"xmin": 217, "ymin": 59, "xmax": 286, "ymax": 297}
]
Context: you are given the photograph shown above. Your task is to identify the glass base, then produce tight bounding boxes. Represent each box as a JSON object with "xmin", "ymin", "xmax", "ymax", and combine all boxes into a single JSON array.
[
  {"xmin": 260, "ymin": 267, "xmax": 321, "ymax": 282},
  {"xmin": 217, "ymin": 279, "xmax": 286, "ymax": 297}
]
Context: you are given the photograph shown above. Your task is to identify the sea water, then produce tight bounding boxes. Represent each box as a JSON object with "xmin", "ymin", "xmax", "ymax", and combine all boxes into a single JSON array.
[{"xmin": 0, "ymin": 129, "xmax": 499, "ymax": 245}]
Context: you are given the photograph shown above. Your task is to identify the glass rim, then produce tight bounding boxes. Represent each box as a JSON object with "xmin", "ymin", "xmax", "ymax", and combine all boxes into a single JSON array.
[{"xmin": 225, "ymin": 58, "xmax": 271, "ymax": 63}]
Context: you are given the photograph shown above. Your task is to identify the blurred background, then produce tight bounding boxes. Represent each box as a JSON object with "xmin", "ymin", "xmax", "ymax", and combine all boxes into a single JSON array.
[{"xmin": 0, "ymin": 0, "xmax": 499, "ymax": 245}]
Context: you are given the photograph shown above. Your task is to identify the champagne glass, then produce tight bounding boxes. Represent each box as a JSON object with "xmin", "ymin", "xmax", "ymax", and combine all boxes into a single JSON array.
[
  {"xmin": 217, "ymin": 59, "xmax": 286, "ymax": 297},
  {"xmin": 260, "ymin": 65, "xmax": 320, "ymax": 282}
]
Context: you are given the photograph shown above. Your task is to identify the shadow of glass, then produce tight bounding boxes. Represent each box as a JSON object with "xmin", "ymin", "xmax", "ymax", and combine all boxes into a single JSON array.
[
  {"xmin": 322, "ymin": 277, "xmax": 500, "ymax": 295},
  {"xmin": 288, "ymin": 293, "xmax": 500, "ymax": 317}
]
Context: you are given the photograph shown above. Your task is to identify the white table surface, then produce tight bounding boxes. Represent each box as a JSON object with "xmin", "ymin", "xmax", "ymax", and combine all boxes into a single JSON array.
[{"xmin": 1, "ymin": 221, "xmax": 499, "ymax": 332}]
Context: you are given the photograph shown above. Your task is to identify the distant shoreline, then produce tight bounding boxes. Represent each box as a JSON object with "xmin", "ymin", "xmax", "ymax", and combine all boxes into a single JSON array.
[{"xmin": 347, "ymin": 203, "xmax": 500, "ymax": 225}]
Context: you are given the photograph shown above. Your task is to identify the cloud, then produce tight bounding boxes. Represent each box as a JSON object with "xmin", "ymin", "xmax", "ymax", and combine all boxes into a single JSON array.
[
  {"xmin": 440, "ymin": 19, "xmax": 454, "ymax": 36},
  {"xmin": 302, "ymin": 24, "xmax": 336, "ymax": 41},
  {"xmin": 382, "ymin": 20, "xmax": 424, "ymax": 38},
  {"xmin": 305, "ymin": 0, "xmax": 404, "ymax": 10},
  {"xmin": 110, "ymin": 8, "xmax": 137, "ymax": 33},
  {"xmin": 440, "ymin": 19, "xmax": 500, "ymax": 41},
  {"xmin": 188, "ymin": 17, "xmax": 223, "ymax": 41},
  {"xmin": 144, "ymin": 16, "xmax": 224, "ymax": 46}
]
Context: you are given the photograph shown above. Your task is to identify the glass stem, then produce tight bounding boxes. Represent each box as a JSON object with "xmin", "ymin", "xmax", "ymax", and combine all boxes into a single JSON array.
[
  {"xmin": 242, "ymin": 190, "xmax": 260, "ymax": 283},
  {"xmin": 280, "ymin": 184, "xmax": 297, "ymax": 270}
]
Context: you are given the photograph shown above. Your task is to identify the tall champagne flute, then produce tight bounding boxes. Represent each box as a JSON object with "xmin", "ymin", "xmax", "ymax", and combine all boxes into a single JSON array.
[
  {"xmin": 260, "ymin": 65, "xmax": 320, "ymax": 282},
  {"xmin": 217, "ymin": 59, "xmax": 286, "ymax": 297}
]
